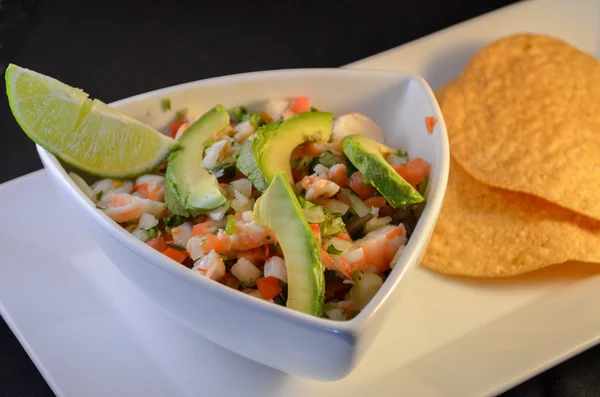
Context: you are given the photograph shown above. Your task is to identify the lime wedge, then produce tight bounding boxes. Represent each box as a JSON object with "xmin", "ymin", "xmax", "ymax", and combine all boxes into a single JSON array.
[{"xmin": 5, "ymin": 64, "xmax": 177, "ymax": 178}]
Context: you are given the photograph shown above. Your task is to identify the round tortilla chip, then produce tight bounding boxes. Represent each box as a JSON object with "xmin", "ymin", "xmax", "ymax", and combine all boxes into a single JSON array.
[
  {"xmin": 422, "ymin": 158, "xmax": 600, "ymax": 277},
  {"xmin": 442, "ymin": 33, "xmax": 600, "ymax": 221}
]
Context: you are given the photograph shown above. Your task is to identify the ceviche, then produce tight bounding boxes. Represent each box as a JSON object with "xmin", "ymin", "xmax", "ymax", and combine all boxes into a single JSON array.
[{"xmin": 83, "ymin": 97, "xmax": 430, "ymax": 320}]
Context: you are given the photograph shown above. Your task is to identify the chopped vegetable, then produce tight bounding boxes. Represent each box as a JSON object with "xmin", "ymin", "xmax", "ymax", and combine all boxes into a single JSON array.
[
  {"xmin": 310, "ymin": 106, "xmax": 319, "ymax": 112},
  {"xmin": 231, "ymin": 257, "xmax": 262, "ymax": 287},
  {"xmin": 310, "ymin": 150, "xmax": 338, "ymax": 170},
  {"xmin": 264, "ymin": 256, "xmax": 287, "ymax": 283},
  {"xmin": 95, "ymin": 190, "xmax": 104, "ymax": 201},
  {"xmin": 147, "ymin": 236, "xmax": 168, "ymax": 252},
  {"xmin": 231, "ymin": 106, "xmax": 248, "ymax": 122},
  {"xmin": 348, "ymin": 171, "xmax": 376, "ymax": 200},
  {"xmin": 303, "ymin": 205, "xmax": 326, "ymax": 223},
  {"xmin": 225, "ymin": 214, "xmax": 236, "ymax": 235},
  {"xmin": 425, "ymin": 116, "xmax": 437, "ymax": 134},
  {"xmin": 175, "ymin": 110, "xmax": 186, "ymax": 120},
  {"xmin": 325, "ymin": 236, "xmax": 353, "ymax": 253},
  {"xmin": 167, "ymin": 243, "xmax": 185, "ymax": 251},
  {"xmin": 318, "ymin": 199, "xmax": 349, "ymax": 215},
  {"xmin": 418, "ymin": 175, "xmax": 429, "ymax": 196},
  {"xmin": 147, "ymin": 227, "xmax": 158, "ymax": 239},
  {"xmin": 290, "ymin": 96, "xmax": 310, "ymax": 114},
  {"xmin": 243, "ymin": 112, "xmax": 263, "ymax": 129},
  {"xmin": 320, "ymin": 215, "xmax": 345, "ymax": 237},
  {"xmin": 170, "ymin": 119, "xmax": 187, "ymax": 138},
  {"xmin": 339, "ymin": 188, "xmax": 371, "ymax": 217},
  {"xmin": 326, "ymin": 244, "xmax": 343, "ymax": 255},
  {"xmin": 364, "ymin": 196, "xmax": 387, "ymax": 208},
  {"xmin": 256, "ymin": 276, "xmax": 282, "ymax": 300},
  {"xmin": 396, "ymin": 149, "xmax": 408, "ymax": 159},
  {"xmin": 323, "ymin": 302, "xmax": 346, "ymax": 321},
  {"xmin": 363, "ymin": 216, "xmax": 392, "ymax": 234},
  {"xmin": 161, "ymin": 98, "xmax": 171, "ymax": 111},
  {"xmin": 162, "ymin": 247, "xmax": 187, "ymax": 263},
  {"xmin": 393, "ymin": 158, "xmax": 431, "ymax": 188},
  {"xmin": 350, "ymin": 273, "xmax": 383, "ymax": 310}
]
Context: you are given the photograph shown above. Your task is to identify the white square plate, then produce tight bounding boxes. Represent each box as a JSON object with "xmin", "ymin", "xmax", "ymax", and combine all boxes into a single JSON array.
[{"xmin": 2, "ymin": 1, "xmax": 600, "ymax": 396}]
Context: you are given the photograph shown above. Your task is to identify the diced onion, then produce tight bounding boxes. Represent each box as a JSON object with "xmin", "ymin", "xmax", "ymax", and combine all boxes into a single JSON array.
[
  {"xmin": 231, "ymin": 178, "xmax": 253, "ymax": 198},
  {"xmin": 265, "ymin": 99, "xmax": 289, "ymax": 121},
  {"xmin": 208, "ymin": 201, "xmax": 230, "ymax": 221},
  {"xmin": 319, "ymin": 199, "xmax": 349, "ymax": 215},
  {"xmin": 303, "ymin": 206, "xmax": 326, "ymax": 223},
  {"xmin": 345, "ymin": 189, "xmax": 371, "ymax": 217},
  {"xmin": 350, "ymin": 273, "xmax": 383, "ymax": 310},
  {"xmin": 326, "ymin": 237, "xmax": 354, "ymax": 253},
  {"xmin": 186, "ymin": 236, "xmax": 206, "ymax": 261},
  {"xmin": 363, "ymin": 216, "xmax": 392, "ymax": 234},
  {"xmin": 264, "ymin": 256, "xmax": 287, "ymax": 283},
  {"xmin": 231, "ymin": 257, "xmax": 262, "ymax": 286},
  {"xmin": 172, "ymin": 222, "xmax": 193, "ymax": 247},
  {"xmin": 139, "ymin": 213, "xmax": 158, "ymax": 230},
  {"xmin": 132, "ymin": 227, "xmax": 149, "ymax": 242},
  {"xmin": 324, "ymin": 304, "xmax": 346, "ymax": 321},
  {"xmin": 313, "ymin": 164, "xmax": 329, "ymax": 177}
]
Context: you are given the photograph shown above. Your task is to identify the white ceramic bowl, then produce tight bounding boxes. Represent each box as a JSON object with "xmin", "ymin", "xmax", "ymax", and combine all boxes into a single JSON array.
[{"xmin": 37, "ymin": 68, "xmax": 449, "ymax": 381}]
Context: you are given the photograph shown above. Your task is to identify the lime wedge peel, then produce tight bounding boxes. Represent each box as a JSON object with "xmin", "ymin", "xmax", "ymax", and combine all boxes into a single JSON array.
[{"xmin": 5, "ymin": 64, "xmax": 178, "ymax": 179}]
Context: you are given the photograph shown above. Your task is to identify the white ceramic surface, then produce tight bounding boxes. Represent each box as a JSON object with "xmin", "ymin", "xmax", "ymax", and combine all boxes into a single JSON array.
[
  {"xmin": 3, "ymin": 0, "xmax": 600, "ymax": 396},
  {"xmin": 36, "ymin": 68, "xmax": 449, "ymax": 381}
]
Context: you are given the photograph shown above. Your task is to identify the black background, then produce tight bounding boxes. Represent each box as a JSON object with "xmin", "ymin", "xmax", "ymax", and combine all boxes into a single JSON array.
[{"xmin": 2, "ymin": 1, "xmax": 600, "ymax": 396}]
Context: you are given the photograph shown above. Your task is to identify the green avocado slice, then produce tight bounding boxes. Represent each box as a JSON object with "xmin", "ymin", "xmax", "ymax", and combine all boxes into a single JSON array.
[
  {"xmin": 252, "ymin": 171, "xmax": 325, "ymax": 316},
  {"xmin": 236, "ymin": 131, "xmax": 270, "ymax": 192},
  {"xmin": 165, "ymin": 105, "xmax": 229, "ymax": 216},
  {"xmin": 342, "ymin": 135, "xmax": 424, "ymax": 207},
  {"xmin": 241, "ymin": 112, "xmax": 333, "ymax": 191}
]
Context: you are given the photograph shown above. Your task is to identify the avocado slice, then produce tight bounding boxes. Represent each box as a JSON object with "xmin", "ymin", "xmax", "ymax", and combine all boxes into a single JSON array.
[
  {"xmin": 236, "ymin": 132, "xmax": 269, "ymax": 192},
  {"xmin": 342, "ymin": 135, "xmax": 424, "ymax": 207},
  {"xmin": 253, "ymin": 171, "xmax": 325, "ymax": 316},
  {"xmin": 244, "ymin": 112, "xmax": 333, "ymax": 190},
  {"xmin": 165, "ymin": 105, "xmax": 229, "ymax": 216}
]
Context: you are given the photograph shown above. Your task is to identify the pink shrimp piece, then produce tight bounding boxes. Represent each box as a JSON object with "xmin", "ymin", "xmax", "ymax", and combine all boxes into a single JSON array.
[
  {"xmin": 301, "ymin": 175, "xmax": 340, "ymax": 201},
  {"xmin": 103, "ymin": 193, "xmax": 166, "ymax": 223},
  {"xmin": 339, "ymin": 225, "xmax": 407, "ymax": 278},
  {"xmin": 133, "ymin": 175, "xmax": 165, "ymax": 202}
]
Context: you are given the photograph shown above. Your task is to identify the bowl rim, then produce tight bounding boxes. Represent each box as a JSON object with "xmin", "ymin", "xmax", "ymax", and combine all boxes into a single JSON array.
[{"xmin": 37, "ymin": 67, "xmax": 449, "ymax": 334}]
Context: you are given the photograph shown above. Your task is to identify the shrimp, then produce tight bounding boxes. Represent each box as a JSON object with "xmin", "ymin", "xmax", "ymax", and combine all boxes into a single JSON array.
[
  {"xmin": 335, "ymin": 224, "xmax": 407, "ymax": 278},
  {"xmin": 187, "ymin": 211, "xmax": 276, "ymax": 257},
  {"xmin": 103, "ymin": 192, "xmax": 166, "ymax": 223},
  {"xmin": 331, "ymin": 112, "xmax": 385, "ymax": 144},
  {"xmin": 91, "ymin": 179, "xmax": 134, "ymax": 204},
  {"xmin": 301, "ymin": 174, "xmax": 340, "ymax": 201},
  {"xmin": 327, "ymin": 164, "xmax": 348, "ymax": 188},
  {"xmin": 133, "ymin": 175, "xmax": 165, "ymax": 202},
  {"xmin": 193, "ymin": 250, "xmax": 225, "ymax": 281},
  {"xmin": 200, "ymin": 139, "xmax": 229, "ymax": 169}
]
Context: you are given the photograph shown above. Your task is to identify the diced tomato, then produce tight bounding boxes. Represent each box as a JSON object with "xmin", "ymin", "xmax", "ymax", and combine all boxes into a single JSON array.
[
  {"xmin": 290, "ymin": 96, "xmax": 310, "ymax": 114},
  {"xmin": 163, "ymin": 233, "xmax": 175, "ymax": 245},
  {"xmin": 424, "ymin": 116, "xmax": 437, "ymax": 134},
  {"xmin": 221, "ymin": 272, "xmax": 240, "ymax": 290},
  {"xmin": 147, "ymin": 236, "xmax": 167, "ymax": 252},
  {"xmin": 256, "ymin": 277, "xmax": 282, "ymax": 300},
  {"xmin": 170, "ymin": 119, "xmax": 187, "ymax": 138},
  {"xmin": 364, "ymin": 196, "xmax": 387, "ymax": 208},
  {"xmin": 349, "ymin": 171, "xmax": 376, "ymax": 200},
  {"xmin": 162, "ymin": 247, "xmax": 188, "ymax": 263},
  {"xmin": 321, "ymin": 249, "xmax": 334, "ymax": 268},
  {"xmin": 310, "ymin": 224, "xmax": 322, "ymax": 245},
  {"xmin": 292, "ymin": 169, "xmax": 309, "ymax": 183},
  {"xmin": 325, "ymin": 278, "xmax": 352, "ymax": 301},
  {"xmin": 328, "ymin": 167, "xmax": 348, "ymax": 188},
  {"xmin": 393, "ymin": 158, "xmax": 431, "ymax": 188}
]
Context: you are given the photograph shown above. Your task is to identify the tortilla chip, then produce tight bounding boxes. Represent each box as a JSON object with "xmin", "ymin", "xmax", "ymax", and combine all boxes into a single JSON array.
[
  {"xmin": 441, "ymin": 33, "xmax": 600, "ymax": 221},
  {"xmin": 422, "ymin": 158, "xmax": 600, "ymax": 277}
]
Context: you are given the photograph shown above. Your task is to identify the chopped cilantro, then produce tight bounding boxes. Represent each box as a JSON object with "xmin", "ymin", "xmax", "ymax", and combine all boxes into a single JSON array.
[
  {"xmin": 161, "ymin": 98, "xmax": 171, "ymax": 111},
  {"xmin": 95, "ymin": 205, "xmax": 104, "ymax": 210},
  {"xmin": 310, "ymin": 150, "xmax": 338, "ymax": 170},
  {"xmin": 310, "ymin": 106, "xmax": 319, "ymax": 112},
  {"xmin": 220, "ymin": 253, "xmax": 228, "ymax": 260},
  {"xmin": 167, "ymin": 243, "xmax": 185, "ymax": 250},
  {"xmin": 202, "ymin": 139, "xmax": 216, "ymax": 148},
  {"xmin": 243, "ymin": 112, "xmax": 263, "ymax": 129},
  {"xmin": 147, "ymin": 227, "xmax": 158, "ymax": 239},
  {"xmin": 231, "ymin": 106, "xmax": 248, "ymax": 122},
  {"xmin": 395, "ymin": 149, "xmax": 409, "ymax": 159},
  {"xmin": 326, "ymin": 244, "xmax": 343, "ymax": 255},
  {"xmin": 352, "ymin": 270, "xmax": 362, "ymax": 283},
  {"xmin": 95, "ymin": 190, "xmax": 104, "ymax": 201},
  {"xmin": 321, "ymin": 215, "xmax": 345, "ymax": 237},
  {"xmin": 266, "ymin": 235, "xmax": 271, "ymax": 241},
  {"xmin": 175, "ymin": 110, "xmax": 186, "ymax": 120},
  {"xmin": 163, "ymin": 214, "xmax": 185, "ymax": 228},
  {"xmin": 225, "ymin": 215, "xmax": 236, "ymax": 235}
]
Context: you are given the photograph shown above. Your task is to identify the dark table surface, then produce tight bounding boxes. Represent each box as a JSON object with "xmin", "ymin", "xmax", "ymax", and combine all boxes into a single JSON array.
[{"xmin": 2, "ymin": 1, "xmax": 600, "ymax": 396}]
